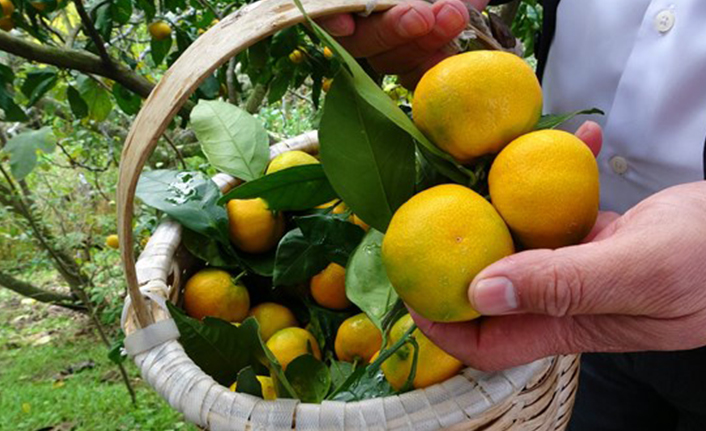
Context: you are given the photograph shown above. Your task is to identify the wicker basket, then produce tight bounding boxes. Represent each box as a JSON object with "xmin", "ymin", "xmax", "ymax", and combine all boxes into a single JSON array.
[{"xmin": 117, "ymin": 0, "xmax": 580, "ymax": 429}]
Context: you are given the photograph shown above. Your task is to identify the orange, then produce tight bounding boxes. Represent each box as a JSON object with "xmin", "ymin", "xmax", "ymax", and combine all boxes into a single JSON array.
[
  {"xmin": 248, "ymin": 302, "xmax": 298, "ymax": 341},
  {"xmin": 266, "ymin": 327, "xmax": 321, "ymax": 370},
  {"xmin": 0, "ymin": 0, "xmax": 14, "ymax": 17},
  {"xmin": 310, "ymin": 263, "xmax": 351, "ymax": 310},
  {"xmin": 334, "ymin": 313, "xmax": 382, "ymax": 363},
  {"xmin": 323, "ymin": 46, "xmax": 334, "ymax": 60},
  {"xmin": 230, "ymin": 375, "xmax": 277, "ymax": 400},
  {"xmin": 105, "ymin": 234, "xmax": 119, "ymax": 250},
  {"xmin": 183, "ymin": 268, "xmax": 250, "ymax": 322},
  {"xmin": 413, "ymin": 51, "xmax": 542, "ymax": 163},
  {"xmin": 289, "ymin": 49, "xmax": 304, "ymax": 64},
  {"xmin": 380, "ymin": 314, "xmax": 463, "ymax": 390},
  {"xmin": 322, "ymin": 78, "xmax": 333, "ymax": 93},
  {"xmin": 148, "ymin": 21, "xmax": 171, "ymax": 41},
  {"xmin": 489, "ymin": 129, "xmax": 599, "ymax": 249},
  {"xmin": 266, "ymin": 150, "xmax": 318, "ymax": 175},
  {"xmin": 382, "ymin": 184, "xmax": 514, "ymax": 322},
  {"xmin": 226, "ymin": 198, "xmax": 285, "ymax": 254}
]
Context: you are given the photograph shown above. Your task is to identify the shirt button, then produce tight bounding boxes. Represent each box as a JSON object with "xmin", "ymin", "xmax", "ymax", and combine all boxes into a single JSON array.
[
  {"xmin": 610, "ymin": 156, "xmax": 629, "ymax": 175},
  {"xmin": 654, "ymin": 10, "xmax": 675, "ymax": 33}
]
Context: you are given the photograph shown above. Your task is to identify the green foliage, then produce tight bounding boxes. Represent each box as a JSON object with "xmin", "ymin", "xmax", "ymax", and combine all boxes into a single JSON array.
[
  {"xmin": 536, "ymin": 108, "xmax": 605, "ymax": 130},
  {"xmin": 285, "ymin": 354, "xmax": 331, "ymax": 403},
  {"xmin": 21, "ymin": 68, "xmax": 58, "ymax": 107},
  {"xmin": 234, "ymin": 366, "xmax": 263, "ymax": 397},
  {"xmin": 345, "ymin": 229, "xmax": 398, "ymax": 330},
  {"xmin": 77, "ymin": 76, "xmax": 112, "ymax": 122},
  {"xmin": 3, "ymin": 127, "xmax": 56, "ymax": 180},
  {"xmin": 219, "ymin": 164, "xmax": 337, "ymax": 211},
  {"xmin": 192, "ymin": 100, "xmax": 270, "ymax": 182},
  {"xmin": 512, "ymin": 0, "xmax": 543, "ymax": 58}
]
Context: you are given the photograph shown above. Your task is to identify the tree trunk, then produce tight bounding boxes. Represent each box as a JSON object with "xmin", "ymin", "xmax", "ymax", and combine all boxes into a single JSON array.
[{"xmin": 0, "ymin": 271, "xmax": 86, "ymax": 311}]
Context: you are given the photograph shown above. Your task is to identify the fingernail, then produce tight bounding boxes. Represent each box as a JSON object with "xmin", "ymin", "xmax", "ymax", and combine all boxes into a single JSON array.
[
  {"xmin": 436, "ymin": 4, "xmax": 466, "ymax": 35},
  {"xmin": 397, "ymin": 8, "xmax": 430, "ymax": 38},
  {"xmin": 575, "ymin": 121, "xmax": 593, "ymax": 140},
  {"xmin": 471, "ymin": 277, "xmax": 518, "ymax": 315}
]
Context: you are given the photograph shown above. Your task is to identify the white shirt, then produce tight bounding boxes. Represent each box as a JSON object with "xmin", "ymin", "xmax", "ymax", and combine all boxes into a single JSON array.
[{"xmin": 542, "ymin": 0, "xmax": 706, "ymax": 214}]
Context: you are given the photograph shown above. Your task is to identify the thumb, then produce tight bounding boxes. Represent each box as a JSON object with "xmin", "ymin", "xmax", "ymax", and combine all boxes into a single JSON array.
[{"xmin": 469, "ymin": 239, "xmax": 634, "ymax": 317}]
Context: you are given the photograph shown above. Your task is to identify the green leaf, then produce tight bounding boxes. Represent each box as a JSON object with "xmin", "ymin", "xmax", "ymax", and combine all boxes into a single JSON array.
[
  {"xmin": 273, "ymin": 228, "xmax": 328, "ymax": 286},
  {"xmin": 234, "ymin": 366, "xmax": 263, "ymax": 397},
  {"xmin": 93, "ymin": 2, "xmax": 113, "ymax": 40},
  {"xmin": 107, "ymin": 339, "xmax": 126, "ymax": 365},
  {"xmin": 66, "ymin": 86, "xmax": 88, "ymax": 119},
  {"xmin": 77, "ymin": 76, "xmax": 113, "ymax": 121},
  {"xmin": 320, "ymin": 71, "xmax": 415, "ymax": 233},
  {"xmin": 329, "ymin": 367, "xmax": 394, "ymax": 402},
  {"xmin": 136, "ymin": 170, "xmax": 228, "ymax": 241},
  {"xmin": 0, "ymin": 64, "xmax": 14, "ymax": 82},
  {"xmin": 4, "ymin": 127, "xmax": 56, "ymax": 180},
  {"xmin": 182, "ymin": 228, "xmax": 240, "ymax": 269},
  {"xmin": 112, "ymin": 83, "xmax": 142, "ymax": 115},
  {"xmin": 21, "ymin": 69, "xmax": 58, "ymax": 107},
  {"xmin": 168, "ymin": 305, "xmax": 296, "ymax": 396},
  {"xmin": 133, "ymin": 0, "xmax": 155, "ymax": 21},
  {"xmin": 110, "ymin": 0, "xmax": 132, "ymax": 25},
  {"xmin": 268, "ymin": 63, "xmax": 294, "ymax": 104},
  {"xmin": 329, "ymin": 360, "xmax": 355, "ymax": 388},
  {"xmin": 294, "ymin": 2, "xmax": 470, "ymax": 183},
  {"xmin": 0, "ymin": 87, "xmax": 28, "ymax": 122},
  {"xmin": 285, "ymin": 355, "xmax": 331, "ymax": 403},
  {"xmin": 239, "ymin": 251, "xmax": 276, "ymax": 277},
  {"xmin": 151, "ymin": 37, "xmax": 173, "ymax": 66},
  {"xmin": 196, "ymin": 74, "xmax": 220, "ymax": 100},
  {"xmin": 307, "ymin": 305, "xmax": 355, "ymax": 352},
  {"xmin": 191, "ymin": 100, "xmax": 269, "ymax": 182},
  {"xmin": 296, "ymin": 214, "xmax": 365, "ymax": 267},
  {"xmin": 218, "ymin": 164, "xmax": 337, "ymax": 211},
  {"xmin": 345, "ymin": 229, "xmax": 398, "ymax": 330},
  {"xmin": 536, "ymin": 108, "xmax": 605, "ymax": 130}
]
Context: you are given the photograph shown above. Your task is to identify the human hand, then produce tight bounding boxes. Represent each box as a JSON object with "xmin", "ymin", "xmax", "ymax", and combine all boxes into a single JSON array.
[
  {"xmin": 412, "ymin": 127, "xmax": 706, "ymax": 372},
  {"xmin": 319, "ymin": 1, "xmax": 489, "ymax": 88}
]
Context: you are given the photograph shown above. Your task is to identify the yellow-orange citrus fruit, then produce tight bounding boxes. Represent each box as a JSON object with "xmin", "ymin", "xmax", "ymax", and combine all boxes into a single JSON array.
[
  {"xmin": 183, "ymin": 268, "xmax": 250, "ymax": 322},
  {"xmin": 413, "ymin": 51, "xmax": 542, "ymax": 163},
  {"xmin": 105, "ymin": 234, "xmax": 119, "ymax": 250},
  {"xmin": 323, "ymin": 46, "xmax": 334, "ymax": 60},
  {"xmin": 489, "ymin": 129, "xmax": 599, "ymax": 249},
  {"xmin": 266, "ymin": 150, "xmax": 318, "ymax": 175},
  {"xmin": 266, "ymin": 327, "xmax": 321, "ymax": 370},
  {"xmin": 289, "ymin": 49, "xmax": 304, "ymax": 64},
  {"xmin": 351, "ymin": 214, "xmax": 369, "ymax": 231},
  {"xmin": 248, "ymin": 302, "xmax": 298, "ymax": 341},
  {"xmin": 226, "ymin": 198, "xmax": 285, "ymax": 254},
  {"xmin": 148, "ymin": 21, "xmax": 172, "ymax": 41},
  {"xmin": 334, "ymin": 313, "xmax": 382, "ymax": 363},
  {"xmin": 310, "ymin": 262, "xmax": 352, "ymax": 310},
  {"xmin": 230, "ymin": 375, "xmax": 277, "ymax": 400},
  {"xmin": 380, "ymin": 314, "xmax": 463, "ymax": 390},
  {"xmin": 316, "ymin": 200, "xmax": 347, "ymax": 215},
  {"xmin": 382, "ymin": 184, "xmax": 514, "ymax": 322},
  {"xmin": 322, "ymin": 78, "xmax": 333, "ymax": 93},
  {"xmin": 0, "ymin": 0, "xmax": 14, "ymax": 17}
]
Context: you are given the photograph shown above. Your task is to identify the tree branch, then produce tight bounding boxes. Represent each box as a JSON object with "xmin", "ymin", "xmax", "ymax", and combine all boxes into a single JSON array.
[
  {"xmin": 0, "ymin": 30, "xmax": 154, "ymax": 98},
  {"xmin": 0, "ymin": 271, "xmax": 86, "ymax": 311},
  {"xmin": 73, "ymin": 0, "xmax": 113, "ymax": 69}
]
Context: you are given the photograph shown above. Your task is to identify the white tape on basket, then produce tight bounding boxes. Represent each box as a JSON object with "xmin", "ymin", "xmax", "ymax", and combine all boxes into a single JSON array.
[
  {"xmin": 357, "ymin": 0, "xmax": 378, "ymax": 16},
  {"xmin": 124, "ymin": 318, "xmax": 180, "ymax": 357},
  {"xmin": 120, "ymin": 279, "xmax": 170, "ymax": 330}
]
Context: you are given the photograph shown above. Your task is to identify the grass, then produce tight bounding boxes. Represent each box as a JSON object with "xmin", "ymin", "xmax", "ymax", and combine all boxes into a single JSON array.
[{"xmin": 0, "ymin": 288, "xmax": 197, "ymax": 431}]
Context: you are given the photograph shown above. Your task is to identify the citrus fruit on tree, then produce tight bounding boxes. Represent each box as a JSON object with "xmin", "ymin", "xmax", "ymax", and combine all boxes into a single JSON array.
[
  {"xmin": 183, "ymin": 268, "xmax": 250, "ymax": 322},
  {"xmin": 30, "ymin": 1, "xmax": 45, "ymax": 11},
  {"xmin": 289, "ymin": 49, "xmax": 304, "ymax": 64},
  {"xmin": 489, "ymin": 129, "xmax": 600, "ymax": 249},
  {"xmin": 226, "ymin": 198, "xmax": 285, "ymax": 254},
  {"xmin": 265, "ymin": 150, "xmax": 318, "ymax": 175},
  {"xmin": 323, "ymin": 46, "xmax": 334, "ymax": 60},
  {"xmin": 0, "ymin": 17, "xmax": 12, "ymax": 31},
  {"xmin": 230, "ymin": 375, "xmax": 277, "ymax": 400},
  {"xmin": 248, "ymin": 302, "xmax": 298, "ymax": 341},
  {"xmin": 380, "ymin": 314, "xmax": 463, "ymax": 390},
  {"xmin": 310, "ymin": 262, "xmax": 352, "ymax": 310},
  {"xmin": 0, "ymin": 0, "xmax": 14, "ymax": 17},
  {"xmin": 105, "ymin": 234, "xmax": 119, "ymax": 250},
  {"xmin": 413, "ymin": 51, "xmax": 542, "ymax": 163},
  {"xmin": 382, "ymin": 184, "xmax": 514, "ymax": 322},
  {"xmin": 322, "ymin": 78, "xmax": 333, "ymax": 93},
  {"xmin": 148, "ymin": 21, "xmax": 172, "ymax": 41},
  {"xmin": 266, "ymin": 327, "xmax": 321, "ymax": 370},
  {"xmin": 334, "ymin": 313, "xmax": 382, "ymax": 363}
]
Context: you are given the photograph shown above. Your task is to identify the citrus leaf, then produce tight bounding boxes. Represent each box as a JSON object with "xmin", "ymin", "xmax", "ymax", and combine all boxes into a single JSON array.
[
  {"xmin": 307, "ymin": 304, "xmax": 355, "ymax": 352},
  {"xmin": 273, "ymin": 228, "xmax": 328, "ymax": 286},
  {"xmin": 329, "ymin": 360, "xmax": 355, "ymax": 388},
  {"xmin": 0, "ymin": 87, "xmax": 28, "ymax": 122},
  {"xmin": 295, "ymin": 214, "xmax": 365, "ymax": 267},
  {"xmin": 234, "ymin": 366, "xmax": 263, "ymax": 398},
  {"xmin": 112, "ymin": 83, "xmax": 141, "ymax": 115},
  {"xmin": 191, "ymin": 100, "xmax": 269, "ymax": 182},
  {"xmin": 320, "ymin": 72, "xmax": 415, "ymax": 232},
  {"xmin": 136, "ymin": 170, "xmax": 229, "ymax": 241},
  {"xmin": 218, "ymin": 164, "xmax": 337, "ymax": 211},
  {"xmin": 536, "ymin": 108, "xmax": 604, "ymax": 130},
  {"xmin": 110, "ymin": 0, "xmax": 132, "ymax": 25},
  {"xmin": 285, "ymin": 355, "xmax": 331, "ymax": 403},
  {"xmin": 77, "ymin": 76, "xmax": 112, "ymax": 121},
  {"xmin": 4, "ymin": 127, "xmax": 56, "ymax": 180},
  {"xmin": 21, "ymin": 69, "xmax": 58, "ymax": 107},
  {"xmin": 345, "ymin": 229, "xmax": 398, "ymax": 330},
  {"xmin": 150, "ymin": 37, "xmax": 172, "ymax": 66},
  {"xmin": 182, "ymin": 228, "xmax": 240, "ymax": 269},
  {"xmin": 66, "ymin": 86, "xmax": 88, "ymax": 119}
]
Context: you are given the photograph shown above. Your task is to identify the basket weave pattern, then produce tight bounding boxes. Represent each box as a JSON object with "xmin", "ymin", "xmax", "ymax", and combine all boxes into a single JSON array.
[{"xmin": 117, "ymin": 1, "xmax": 580, "ymax": 429}]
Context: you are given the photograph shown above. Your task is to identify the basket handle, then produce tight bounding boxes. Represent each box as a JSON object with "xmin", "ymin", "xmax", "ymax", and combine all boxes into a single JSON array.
[{"xmin": 117, "ymin": 0, "xmax": 401, "ymax": 328}]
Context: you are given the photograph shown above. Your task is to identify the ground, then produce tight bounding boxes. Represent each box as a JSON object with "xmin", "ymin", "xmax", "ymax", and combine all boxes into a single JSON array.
[{"xmin": 0, "ymin": 288, "xmax": 197, "ymax": 431}]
